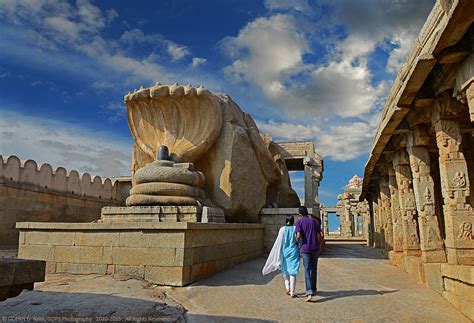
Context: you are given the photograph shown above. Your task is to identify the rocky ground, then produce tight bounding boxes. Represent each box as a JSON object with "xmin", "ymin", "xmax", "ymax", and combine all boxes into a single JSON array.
[{"xmin": 0, "ymin": 242, "xmax": 469, "ymax": 322}]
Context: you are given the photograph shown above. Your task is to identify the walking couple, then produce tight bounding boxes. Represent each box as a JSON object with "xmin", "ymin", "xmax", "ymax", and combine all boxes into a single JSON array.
[{"xmin": 262, "ymin": 206, "xmax": 322, "ymax": 302}]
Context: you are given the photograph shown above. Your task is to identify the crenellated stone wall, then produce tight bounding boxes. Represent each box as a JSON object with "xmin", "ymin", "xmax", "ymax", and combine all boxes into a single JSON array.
[{"xmin": 0, "ymin": 155, "xmax": 126, "ymax": 246}]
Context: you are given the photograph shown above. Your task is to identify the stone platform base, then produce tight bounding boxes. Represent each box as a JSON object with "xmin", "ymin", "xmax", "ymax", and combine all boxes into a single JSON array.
[
  {"xmin": 101, "ymin": 206, "xmax": 225, "ymax": 223},
  {"xmin": 16, "ymin": 222, "xmax": 263, "ymax": 286},
  {"xmin": 0, "ymin": 258, "xmax": 45, "ymax": 301},
  {"xmin": 388, "ymin": 251, "xmax": 474, "ymax": 320}
]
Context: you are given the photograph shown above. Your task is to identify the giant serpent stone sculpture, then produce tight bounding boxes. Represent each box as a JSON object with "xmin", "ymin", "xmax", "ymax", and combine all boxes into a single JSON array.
[
  {"xmin": 125, "ymin": 83, "xmax": 299, "ymax": 222},
  {"xmin": 125, "ymin": 84, "xmax": 221, "ymax": 207}
]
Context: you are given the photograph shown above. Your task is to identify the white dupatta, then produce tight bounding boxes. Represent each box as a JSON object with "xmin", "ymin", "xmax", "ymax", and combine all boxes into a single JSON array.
[{"xmin": 262, "ymin": 227, "xmax": 285, "ymax": 275}]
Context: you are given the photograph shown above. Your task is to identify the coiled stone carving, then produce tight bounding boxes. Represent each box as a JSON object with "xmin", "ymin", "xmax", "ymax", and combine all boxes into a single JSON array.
[{"xmin": 126, "ymin": 145, "xmax": 206, "ymax": 206}]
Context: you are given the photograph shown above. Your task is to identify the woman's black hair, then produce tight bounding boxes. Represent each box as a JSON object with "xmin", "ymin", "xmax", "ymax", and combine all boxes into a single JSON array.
[
  {"xmin": 298, "ymin": 206, "xmax": 308, "ymax": 216},
  {"xmin": 286, "ymin": 215, "xmax": 294, "ymax": 226}
]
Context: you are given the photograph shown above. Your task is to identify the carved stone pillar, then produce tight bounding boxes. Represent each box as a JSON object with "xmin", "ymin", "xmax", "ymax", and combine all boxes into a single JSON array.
[
  {"xmin": 466, "ymin": 82, "xmax": 474, "ymax": 122},
  {"xmin": 453, "ymin": 53, "xmax": 473, "ymax": 122},
  {"xmin": 354, "ymin": 213, "xmax": 359, "ymax": 237},
  {"xmin": 341, "ymin": 193, "xmax": 353, "ymax": 237},
  {"xmin": 368, "ymin": 196, "xmax": 376, "ymax": 247},
  {"xmin": 362, "ymin": 203, "xmax": 370, "ymax": 240},
  {"xmin": 304, "ymin": 165, "xmax": 320, "ymax": 216},
  {"xmin": 432, "ymin": 93, "xmax": 473, "ymax": 265},
  {"xmin": 304, "ymin": 165, "xmax": 314, "ymax": 208},
  {"xmin": 407, "ymin": 125, "xmax": 447, "ymax": 263},
  {"xmin": 323, "ymin": 211, "xmax": 329, "ymax": 236},
  {"xmin": 388, "ymin": 164, "xmax": 404, "ymax": 253},
  {"xmin": 379, "ymin": 174, "xmax": 393, "ymax": 251},
  {"xmin": 375, "ymin": 188, "xmax": 384, "ymax": 248},
  {"xmin": 393, "ymin": 146, "xmax": 421, "ymax": 256}
]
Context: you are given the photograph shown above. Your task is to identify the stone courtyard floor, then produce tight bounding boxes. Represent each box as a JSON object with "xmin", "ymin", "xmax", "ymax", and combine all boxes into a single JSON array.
[{"xmin": 0, "ymin": 242, "xmax": 469, "ymax": 322}]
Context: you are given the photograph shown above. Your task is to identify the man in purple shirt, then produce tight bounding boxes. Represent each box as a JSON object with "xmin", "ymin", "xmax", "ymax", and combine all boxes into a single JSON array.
[{"xmin": 295, "ymin": 206, "xmax": 321, "ymax": 302}]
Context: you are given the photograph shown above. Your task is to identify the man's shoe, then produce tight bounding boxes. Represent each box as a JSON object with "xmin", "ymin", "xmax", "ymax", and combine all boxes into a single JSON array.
[{"xmin": 305, "ymin": 295, "xmax": 312, "ymax": 302}]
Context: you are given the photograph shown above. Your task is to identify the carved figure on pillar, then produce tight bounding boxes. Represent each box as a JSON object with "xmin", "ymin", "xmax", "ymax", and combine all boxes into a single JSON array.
[
  {"xmin": 459, "ymin": 221, "xmax": 472, "ymax": 241},
  {"xmin": 432, "ymin": 92, "xmax": 473, "ymax": 265},
  {"xmin": 378, "ymin": 172, "xmax": 393, "ymax": 251},
  {"xmin": 407, "ymin": 125, "xmax": 446, "ymax": 263},
  {"xmin": 388, "ymin": 164, "xmax": 404, "ymax": 253},
  {"xmin": 392, "ymin": 144, "xmax": 421, "ymax": 256}
]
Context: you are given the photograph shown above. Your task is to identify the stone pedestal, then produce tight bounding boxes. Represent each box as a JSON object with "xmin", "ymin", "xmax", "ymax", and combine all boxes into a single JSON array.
[
  {"xmin": 17, "ymin": 222, "xmax": 263, "ymax": 286},
  {"xmin": 101, "ymin": 206, "xmax": 225, "ymax": 223}
]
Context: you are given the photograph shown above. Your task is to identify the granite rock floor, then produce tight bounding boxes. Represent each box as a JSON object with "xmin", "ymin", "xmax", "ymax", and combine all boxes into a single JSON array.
[{"xmin": 0, "ymin": 242, "xmax": 469, "ymax": 322}]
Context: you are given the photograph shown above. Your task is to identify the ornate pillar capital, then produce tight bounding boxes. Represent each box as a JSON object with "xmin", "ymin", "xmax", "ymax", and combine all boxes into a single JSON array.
[
  {"xmin": 431, "ymin": 91, "xmax": 466, "ymax": 125},
  {"xmin": 407, "ymin": 124, "xmax": 430, "ymax": 148}
]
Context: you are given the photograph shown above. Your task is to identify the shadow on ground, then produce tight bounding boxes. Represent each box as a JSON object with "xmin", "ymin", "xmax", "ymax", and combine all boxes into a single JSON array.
[
  {"xmin": 0, "ymin": 289, "xmax": 278, "ymax": 322},
  {"xmin": 0, "ymin": 290, "xmax": 185, "ymax": 320},
  {"xmin": 320, "ymin": 243, "xmax": 386, "ymax": 259},
  {"xmin": 186, "ymin": 314, "xmax": 276, "ymax": 322},
  {"xmin": 189, "ymin": 256, "xmax": 279, "ymax": 287},
  {"xmin": 311, "ymin": 289, "xmax": 399, "ymax": 303},
  {"xmin": 194, "ymin": 243, "xmax": 386, "ymax": 288}
]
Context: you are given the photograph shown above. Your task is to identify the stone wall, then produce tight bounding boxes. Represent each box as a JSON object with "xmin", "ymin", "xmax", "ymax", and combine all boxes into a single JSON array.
[
  {"xmin": 0, "ymin": 155, "xmax": 123, "ymax": 246},
  {"xmin": 260, "ymin": 208, "xmax": 316, "ymax": 252},
  {"xmin": 17, "ymin": 222, "xmax": 264, "ymax": 286},
  {"xmin": 388, "ymin": 251, "xmax": 473, "ymax": 320},
  {"xmin": 0, "ymin": 258, "xmax": 45, "ymax": 301}
]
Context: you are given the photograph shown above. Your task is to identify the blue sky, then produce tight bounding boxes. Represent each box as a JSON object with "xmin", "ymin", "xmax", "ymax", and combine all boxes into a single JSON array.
[{"xmin": 0, "ymin": 0, "xmax": 435, "ymax": 228}]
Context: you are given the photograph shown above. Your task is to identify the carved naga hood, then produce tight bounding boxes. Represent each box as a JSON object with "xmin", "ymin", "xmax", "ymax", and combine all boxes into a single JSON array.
[{"xmin": 124, "ymin": 83, "xmax": 223, "ymax": 163}]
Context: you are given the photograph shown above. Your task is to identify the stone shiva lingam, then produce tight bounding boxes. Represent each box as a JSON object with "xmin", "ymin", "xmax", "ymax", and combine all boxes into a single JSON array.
[{"xmin": 126, "ymin": 145, "xmax": 207, "ymax": 207}]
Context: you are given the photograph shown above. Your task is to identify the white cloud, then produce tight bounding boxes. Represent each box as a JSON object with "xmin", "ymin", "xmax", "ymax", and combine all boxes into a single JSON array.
[
  {"xmin": 43, "ymin": 16, "xmax": 80, "ymax": 40},
  {"xmin": 264, "ymin": 0, "xmax": 313, "ymax": 13},
  {"xmin": 257, "ymin": 120, "xmax": 375, "ymax": 161},
  {"xmin": 323, "ymin": 0, "xmax": 434, "ymax": 73},
  {"xmin": 0, "ymin": 1, "xmax": 195, "ymax": 90},
  {"xmin": 106, "ymin": 9, "xmax": 118, "ymax": 23},
  {"xmin": 0, "ymin": 110, "xmax": 132, "ymax": 177},
  {"xmin": 222, "ymin": 14, "xmax": 309, "ymax": 96},
  {"xmin": 167, "ymin": 43, "xmax": 190, "ymax": 61},
  {"xmin": 220, "ymin": 0, "xmax": 433, "ymax": 160},
  {"xmin": 386, "ymin": 29, "xmax": 417, "ymax": 73},
  {"xmin": 221, "ymin": 12, "xmax": 385, "ymax": 119},
  {"xmin": 191, "ymin": 57, "xmax": 207, "ymax": 68}
]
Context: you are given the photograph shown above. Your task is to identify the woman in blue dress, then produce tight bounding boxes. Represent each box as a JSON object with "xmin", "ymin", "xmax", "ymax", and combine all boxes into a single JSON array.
[{"xmin": 262, "ymin": 215, "xmax": 300, "ymax": 297}]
